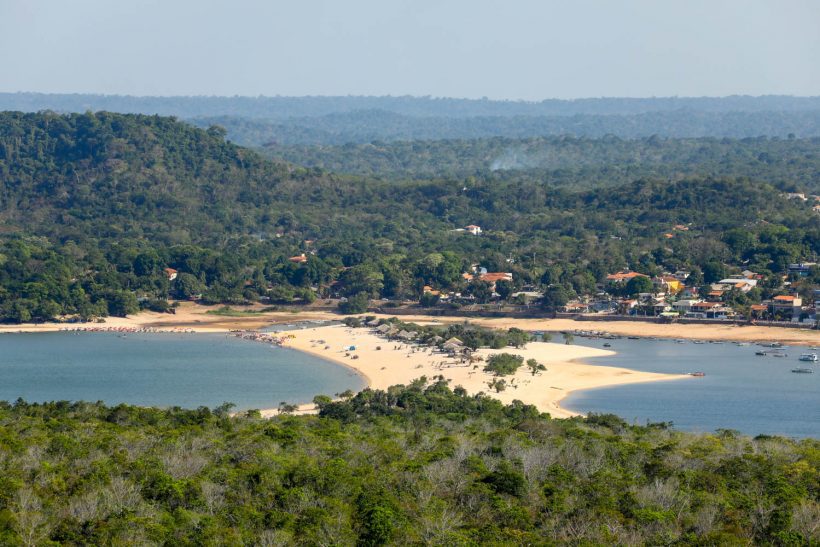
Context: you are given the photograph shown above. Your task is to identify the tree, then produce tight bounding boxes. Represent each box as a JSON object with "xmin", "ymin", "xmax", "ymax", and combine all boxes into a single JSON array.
[
  {"xmin": 173, "ymin": 273, "xmax": 205, "ymax": 300},
  {"xmin": 562, "ymin": 332, "xmax": 574, "ymax": 345},
  {"xmin": 419, "ymin": 291, "xmax": 440, "ymax": 307},
  {"xmin": 506, "ymin": 328, "xmax": 531, "ymax": 348},
  {"xmin": 484, "ymin": 353, "xmax": 524, "ymax": 376},
  {"xmin": 465, "ymin": 280, "xmax": 493, "ymax": 304},
  {"xmin": 526, "ymin": 358, "xmax": 546, "ymax": 376},
  {"xmin": 625, "ymin": 275, "xmax": 653, "ymax": 296},
  {"xmin": 495, "ymin": 279, "xmax": 514, "ymax": 300},
  {"xmin": 339, "ymin": 292, "xmax": 369, "ymax": 314},
  {"xmin": 541, "ymin": 285, "xmax": 571, "ymax": 310},
  {"xmin": 703, "ymin": 262, "xmax": 727, "ymax": 284}
]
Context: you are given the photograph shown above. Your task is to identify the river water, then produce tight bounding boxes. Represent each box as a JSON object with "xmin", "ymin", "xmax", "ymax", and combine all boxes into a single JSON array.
[
  {"xmin": 0, "ymin": 332, "xmax": 365, "ymax": 411},
  {"xmin": 564, "ymin": 338, "xmax": 819, "ymax": 438}
]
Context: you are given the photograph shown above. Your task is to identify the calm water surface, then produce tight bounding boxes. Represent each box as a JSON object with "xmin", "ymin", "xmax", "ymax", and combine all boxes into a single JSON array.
[
  {"xmin": 564, "ymin": 338, "xmax": 819, "ymax": 438},
  {"xmin": 0, "ymin": 332, "xmax": 365, "ymax": 410}
]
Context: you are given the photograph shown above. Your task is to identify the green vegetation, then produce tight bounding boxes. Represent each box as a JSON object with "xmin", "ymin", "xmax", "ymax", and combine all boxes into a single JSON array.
[
  {"xmin": 204, "ymin": 306, "xmax": 277, "ymax": 316},
  {"xmin": 261, "ymin": 135, "xmax": 820, "ymax": 191},
  {"xmin": 0, "ymin": 383, "xmax": 816, "ymax": 544},
  {"xmin": 1, "ymin": 111, "xmax": 818, "ymax": 324},
  {"xmin": 484, "ymin": 353, "xmax": 525, "ymax": 376}
]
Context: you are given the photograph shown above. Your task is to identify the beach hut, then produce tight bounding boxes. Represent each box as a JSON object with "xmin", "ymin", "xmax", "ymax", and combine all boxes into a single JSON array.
[
  {"xmin": 397, "ymin": 330, "xmax": 415, "ymax": 340},
  {"xmin": 443, "ymin": 337, "xmax": 463, "ymax": 350},
  {"xmin": 366, "ymin": 319, "xmax": 381, "ymax": 327},
  {"xmin": 376, "ymin": 323, "xmax": 392, "ymax": 334}
]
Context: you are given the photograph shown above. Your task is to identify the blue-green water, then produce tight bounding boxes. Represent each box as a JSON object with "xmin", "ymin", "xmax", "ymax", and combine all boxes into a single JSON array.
[
  {"xmin": 0, "ymin": 332, "xmax": 365, "ymax": 410},
  {"xmin": 564, "ymin": 338, "xmax": 819, "ymax": 438}
]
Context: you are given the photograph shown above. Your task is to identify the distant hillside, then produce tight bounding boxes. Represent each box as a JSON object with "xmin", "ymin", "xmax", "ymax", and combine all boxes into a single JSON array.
[
  {"xmin": 4, "ymin": 93, "xmax": 820, "ymax": 145},
  {"xmin": 3, "ymin": 92, "xmax": 820, "ymax": 119},
  {"xmin": 261, "ymin": 135, "xmax": 820, "ymax": 191},
  {"xmin": 189, "ymin": 109, "xmax": 820, "ymax": 146},
  {"xmin": 1, "ymin": 111, "xmax": 818, "ymax": 323}
]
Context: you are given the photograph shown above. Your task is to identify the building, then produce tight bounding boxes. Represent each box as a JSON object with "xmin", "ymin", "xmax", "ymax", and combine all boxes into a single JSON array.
[
  {"xmin": 717, "ymin": 278, "xmax": 758, "ymax": 292},
  {"xmin": 672, "ymin": 299, "xmax": 701, "ymax": 314},
  {"xmin": 164, "ymin": 268, "xmax": 178, "ymax": 281},
  {"xmin": 768, "ymin": 295, "xmax": 803, "ymax": 321},
  {"xmin": 465, "ymin": 225, "xmax": 482, "ymax": 236},
  {"xmin": 653, "ymin": 276, "xmax": 684, "ymax": 294},
  {"xmin": 289, "ymin": 253, "xmax": 308, "ymax": 264},
  {"xmin": 479, "ymin": 272, "xmax": 513, "ymax": 292},
  {"xmin": 606, "ymin": 271, "xmax": 649, "ymax": 283},
  {"xmin": 689, "ymin": 301, "xmax": 733, "ymax": 319},
  {"xmin": 788, "ymin": 263, "xmax": 817, "ymax": 278}
]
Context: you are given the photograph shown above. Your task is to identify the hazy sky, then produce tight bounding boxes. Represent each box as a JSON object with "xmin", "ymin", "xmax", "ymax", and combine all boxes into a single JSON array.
[{"xmin": 1, "ymin": 0, "xmax": 818, "ymax": 99}]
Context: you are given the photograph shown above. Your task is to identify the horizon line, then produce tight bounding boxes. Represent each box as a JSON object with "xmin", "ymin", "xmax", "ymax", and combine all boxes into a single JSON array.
[{"xmin": 2, "ymin": 91, "xmax": 820, "ymax": 103}]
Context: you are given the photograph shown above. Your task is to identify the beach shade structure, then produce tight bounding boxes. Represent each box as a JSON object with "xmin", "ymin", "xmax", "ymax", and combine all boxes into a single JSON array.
[
  {"xmin": 376, "ymin": 323, "xmax": 392, "ymax": 334},
  {"xmin": 366, "ymin": 319, "xmax": 381, "ymax": 327},
  {"xmin": 397, "ymin": 330, "xmax": 416, "ymax": 340}
]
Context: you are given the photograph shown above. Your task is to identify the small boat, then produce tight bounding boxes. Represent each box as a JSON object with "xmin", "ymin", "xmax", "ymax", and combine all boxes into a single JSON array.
[
  {"xmin": 689, "ymin": 372, "xmax": 705, "ymax": 377},
  {"xmin": 799, "ymin": 353, "xmax": 818, "ymax": 362},
  {"xmin": 791, "ymin": 368, "xmax": 814, "ymax": 374},
  {"xmin": 603, "ymin": 343, "xmax": 611, "ymax": 348},
  {"xmin": 772, "ymin": 353, "xmax": 788, "ymax": 358},
  {"xmin": 693, "ymin": 340, "xmax": 706, "ymax": 344}
]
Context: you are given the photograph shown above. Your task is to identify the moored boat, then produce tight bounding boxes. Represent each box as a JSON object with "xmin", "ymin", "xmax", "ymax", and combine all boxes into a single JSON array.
[
  {"xmin": 798, "ymin": 353, "xmax": 818, "ymax": 362},
  {"xmin": 791, "ymin": 368, "xmax": 814, "ymax": 373}
]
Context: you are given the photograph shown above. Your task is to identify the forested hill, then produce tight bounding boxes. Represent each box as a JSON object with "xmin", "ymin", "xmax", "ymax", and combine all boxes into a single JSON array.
[
  {"xmin": 262, "ymin": 135, "xmax": 820, "ymax": 191},
  {"xmin": 0, "ymin": 111, "xmax": 293, "ymax": 243},
  {"xmin": 1, "ymin": 111, "xmax": 819, "ymax": 322},
  {"xmin": 1, "ymin": 111, "xmax": 817, "ymax": 246}
]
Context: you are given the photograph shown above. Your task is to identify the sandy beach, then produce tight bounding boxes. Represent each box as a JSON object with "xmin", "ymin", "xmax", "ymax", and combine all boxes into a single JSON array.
[
  {"xmin": 3, "ymin": 303, "xmax": 818, "ymax": 346},
  {"xmin": 4, "ymin": 303, "xmax": 815, "ymax": 418},
  {"xmin": 259, "ymin": 324, "xmax": 689, "ymax": 418}
]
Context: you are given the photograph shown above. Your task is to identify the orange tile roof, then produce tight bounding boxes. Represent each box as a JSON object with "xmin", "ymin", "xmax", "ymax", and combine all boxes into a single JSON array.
[
  {"xmin": 773, "ymin": 295, "xmax": 797, "ymax": 301},
  {"xmin": 480, "ymin": 272, "xmax": 513, "ymax": 283},
  {"xmin": 606, "ymin": 271, "xmax": 648, "ymax": 281}
]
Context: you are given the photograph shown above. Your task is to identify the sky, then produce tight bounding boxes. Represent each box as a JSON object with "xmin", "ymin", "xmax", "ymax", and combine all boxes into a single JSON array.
[{"xmin": 1, "ymin": 0, "xmax": 818, "ymax": 100}]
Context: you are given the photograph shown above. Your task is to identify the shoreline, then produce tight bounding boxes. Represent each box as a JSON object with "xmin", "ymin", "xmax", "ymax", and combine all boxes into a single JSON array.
[
  {"xmin": 259, "ymin": 324, "xmax": 689, "ymax": 418},
  {"xmin": 1, "ymin": 303, "xmax": 818, "ymax": 346}
]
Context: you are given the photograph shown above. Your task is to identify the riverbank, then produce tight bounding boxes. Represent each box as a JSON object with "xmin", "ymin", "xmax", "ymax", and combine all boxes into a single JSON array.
[
  {"xmin": 3, "ymin": 303, "xmax": 818, "ymax": 346},
  {"xmin": 367, "ymin": 314, "xmax": 820, "ymax": 347},
  {"xmin": 259, "ymin": 324, "xmax": 689, "ymax": 418}
]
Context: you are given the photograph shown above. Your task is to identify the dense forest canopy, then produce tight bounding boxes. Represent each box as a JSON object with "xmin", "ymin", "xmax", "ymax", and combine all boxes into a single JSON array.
[
  {"xmin": 192, "ymin": 110, "xmax": 820, "ymax": 146},
  {"xmin": 1, "ymin": 111, "xmax": 818, "ymax": 323},
  {"xmin": 0, "ymin": 382, "xmax": 817, "ymax": 545},
  {"xmin": 261, "ymin": 135, "xmax": 820, "ymax": 190}
]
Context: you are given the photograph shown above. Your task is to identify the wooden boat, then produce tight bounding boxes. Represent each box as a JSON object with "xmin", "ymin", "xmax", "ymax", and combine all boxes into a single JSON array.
[{"xmin": 791, "ymin": 368, "xmax": 814, "ymax": 373}]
